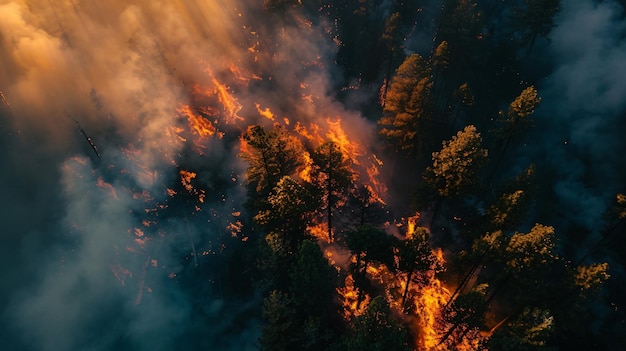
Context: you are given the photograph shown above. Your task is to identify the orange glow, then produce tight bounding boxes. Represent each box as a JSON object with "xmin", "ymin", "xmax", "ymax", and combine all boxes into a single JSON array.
[
  {"xmin": 365, "ymin": 154, "xmax": 387, "ymax": 205},
  {"xmin": 255, "ymin": 103, "xmax": 275, "ymax": 121},
  {"xmin": 415, "ymin": 277, "xmax": 450, "ymax": 350},
  {"xmin": 180, "ymin": 169, "xmax": 206, "ymax": 204},
  {"xmin": 180, "ymin": 170, "xmax": 197, "ymax": 192},
  {"xmin": 337, "ymin": 274, "xmax": 370, "ymax": 319},
  {"xmin": 178, "ymin": 103, "xmax": 217, "ymax": 138},
  {"xmin": 211, "ymin": 77, "xmax": 243, "ymax": 123},
  {"xmin": 110, "ymin": 263, "xmax": 132, "ymax": 287},
  {"xmin": 326, "ymin": 118, "xmax": 363, "ymax": 166},
  {"xmin": 307, "ymin": 223, "xmax": 330, "ymax": 242},
  {"xmin": 228, "ymin": 63, "xmax": 262, "ymax": 85},
  {"xmin": 294, "ymin": 121, "xmax": 324, "ymax": 145},
  {"xmin": 96, "ymin": 177, "xmax": 118, "ymax": 200},
  {"xmin": 121, "ymin": 146, "xmax": 159, "ymax": 187},
  {"xmin": 406, "ymin": 213, "xmax": 422, "ymax": 239},
  {"xmin": 298, "ymin": 151, "xmax": 314, "ymax": 183}
]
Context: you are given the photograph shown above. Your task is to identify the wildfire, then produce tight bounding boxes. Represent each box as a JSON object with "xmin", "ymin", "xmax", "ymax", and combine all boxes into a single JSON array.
[
  {"xmin": 255, "ymin": 103, "xmax": 275, "ymax": 121},
  {"xmin": 415, "ymin": 276, "xmax": 451, "ymax": 350},
  {"xmin": 180, "ymin": 169, "xmax": 206, "ymax": 204},
  {"xmin": 337, "ymin": 274, "xmax": 370, "ymax": 319},
  {"xmin": 326, "ymin": 118, "xmax": 363, "ymax": 166},
  {"xmin": 307, "ymin": 223, "xmax": 329, "ymax": 242},
  {"xmin": 178, "ymin": 103, "xmax": 217, "ymax": 138},
  {"xmin": 211, "ymin": 77, "xmax": 243, "ymax": 123}
]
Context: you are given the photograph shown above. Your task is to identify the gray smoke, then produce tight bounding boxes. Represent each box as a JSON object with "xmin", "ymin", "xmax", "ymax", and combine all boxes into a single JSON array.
[
  {"xmin": 531, "ymin": 0, "xmax": 626, "ymax": 235},
  {"xmin": 0, "ymin": 1, "xmax": 381, "ymax": 350}
]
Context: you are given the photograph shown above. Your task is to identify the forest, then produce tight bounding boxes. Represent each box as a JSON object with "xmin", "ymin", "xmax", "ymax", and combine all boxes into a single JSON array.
[{"xmin": 0, "ymin": 0, "xmax": 625, "ymax": 350}]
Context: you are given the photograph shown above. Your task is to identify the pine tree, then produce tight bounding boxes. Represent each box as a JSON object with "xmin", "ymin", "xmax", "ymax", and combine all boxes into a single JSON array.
[
  {"xmin": 379, "ymin": 54, "xmax": 434, "ymax": 156},
  {"xmin": 310, "ymin": 141, "xmax": 353, "ymax": 241}
]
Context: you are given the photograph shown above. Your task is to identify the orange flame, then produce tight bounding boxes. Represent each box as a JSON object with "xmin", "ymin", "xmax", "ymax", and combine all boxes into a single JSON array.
[
  {"xmin": 255, "ymin": 103, "xmax": 275, "ymax": 121},
  {"xmin": 180, "ymin": 169, "xmax": 206, "ymax": 204},
  {"xmin": 211, "ymin": 77, "xmax": 243, "ymax": 123},
  {"xmin": 337, "ymin": 274, "xmax": 370, "ymax": 319},
  {"xmin": 178, "ymin": 103, "xmax": 217, "ymax": 138}
]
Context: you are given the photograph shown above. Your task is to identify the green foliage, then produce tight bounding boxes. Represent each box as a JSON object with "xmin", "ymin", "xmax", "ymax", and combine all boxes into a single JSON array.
[
  {"xmin": 381, "ymin": 12, "xmax": 401, "ymax": 45},
  {"xmin": 255, "ymin": 176, "xmax": 316, "ymax": 253},
  {"xmin": 486, "ymin": 165, "xmax": 536, "ymax": 232},
  {"xmin": 425, "ymin": 125, "xmax": 488, "ymax": 197},
  {"xmin": 441, "ymin": 284, "xmax": 489, "ymax": 344},
  {"xmin": 240, "ymin": 124, "xmax": 304, "ymax": 195},
  {"xmin": 344, "ymin": 185, "xmax": 389, "ymax": 229},
  {"xmin": 574, "ymin": 263, "xmax": 610, "ymax": 291},
  {"xmin": 310, "ymin": 141, "xmax": 354, "ymax": 241},
  {"xmin": 432, "ymin": 41, "xmax": 450, "ymax": 69},
  {"xmin": 398, "ymin": 227, "xmax": 438, "ymax": 275},
  {"xmin": 438, "ymin": 0, "xmax": 482, "ymax": 63},
  {"xmin": 488, "ymin": 308, "xmax": 557, "ymax": 351},
  {"xmin": 499, "ymin": 86, "xmax": 541, "ymax": 139},
  {"xmin": 339, "ymin": 296, "xmax": 411, "ymax": 351},
  {"xmin": 346, "ymin": 225, "xmax": 397, "ymax": 271},
  {"xmin": 379, "ymin": 54, "xmax": 434, "ymax": 155},
  {"xmin": 512, "ymin": 0, "xmax": 561, "ymax": 49},
  {"xmin": 259, "ymin": 290, "xmax": 298, "ymax": 351},
  {"xmin": 505, "ymin": 224, "xmax": 557, "ymax": 275},
  {"xmin": 453, "ymin": 82, "xmax": 474, "ymax": 107},
  {"xmin": 289, "ymin": 240, "xmax": 336, "ymax": 315}
]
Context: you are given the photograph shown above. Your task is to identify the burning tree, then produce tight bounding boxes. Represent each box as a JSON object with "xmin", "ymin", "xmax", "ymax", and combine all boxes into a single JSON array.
[
  {"xmin": 309, "ymin": 141, "xmax": 354, "ymax": 242},
  {"xmin": 397, "ymin": 226, "xmax": 441, "ymax": 310},
  {"xmin": 240, "ymin": 124, "xmax": 305, "ymax": 200}
]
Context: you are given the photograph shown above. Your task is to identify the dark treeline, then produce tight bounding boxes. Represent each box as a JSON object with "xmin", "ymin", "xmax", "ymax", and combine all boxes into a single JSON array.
[{"xmin": 228, "ymin": 1, "xmax": 626, "ymax": 350}]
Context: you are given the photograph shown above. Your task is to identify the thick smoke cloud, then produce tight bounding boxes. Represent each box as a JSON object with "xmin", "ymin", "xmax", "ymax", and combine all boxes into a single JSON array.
[
  {"xmin": 0, "ymin": 1, "xmax": 379, "ymax": 350},
  {"xmin": 530, "ymin": 0, "xmax": 626, "ymax": 236}
]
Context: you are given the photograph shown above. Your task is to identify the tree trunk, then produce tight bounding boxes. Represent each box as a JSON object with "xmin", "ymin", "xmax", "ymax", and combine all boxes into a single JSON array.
[{"xmin": 401, "ymin": 270, "xmax": 414, "ymax": 309}]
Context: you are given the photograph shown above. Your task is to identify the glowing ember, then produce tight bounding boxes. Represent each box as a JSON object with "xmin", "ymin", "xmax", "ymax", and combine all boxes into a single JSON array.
[
  {"xmin": 180, "ymin": 169, "xmax": 206, "ymax": 204},
  {"xmin": 96, "ymin": 177, "xmax": 118, "ymax": 200},
  {"xmin": 337, "ymin": 274, "xmax": 370, "ymax": 319}
]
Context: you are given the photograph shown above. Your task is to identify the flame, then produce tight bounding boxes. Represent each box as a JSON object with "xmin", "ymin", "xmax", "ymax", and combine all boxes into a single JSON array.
[
  {"xmin": 406, "ymin": 213, "xmax": 422, "ymax": 239},
  {"xmin": 180, "ymin": 169, "xmax": 206, "ymax": 204},
  {"xmin": 415, "ymin": 277, "xmax": 450, "ymax": 350},
  {"xmin": 228, "ymin": 62, "xmax": 262, "ymax": 84},
  {"xmin": 298, "ymin": 151, "xmax": 314, "ymax": 183},
  {"xmin": 255, "ymin": 103, "xmax": 275, "ymax": 121},
  {"xmin": 365, "ymin": 154, "xmax": 387, "ymax": 205},
  {"xmin": 178, "ymin": 103, "xmax": 217, "ymax": 138},
  {"xmin": 211, "ymin": 77, "xmax": 243, "ymax": 123},
  {"xmin": 337, "ymin": 274, "xmax": 370, "ymax": 319},
  {"xmin": 294, "ymin": 121, "xmax": 324, "ymax": 145},
  {"xmin": 307, "ymin": 223, "xmax": 330, "ymax": 242},
  {"xmin": 325, "ymin": 117, "xmax": 363, "ymax": 166}
]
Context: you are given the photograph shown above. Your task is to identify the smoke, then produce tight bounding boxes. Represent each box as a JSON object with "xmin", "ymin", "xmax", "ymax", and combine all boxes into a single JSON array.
[
  {"xmin": 0, "ymin": 0, "xmax": 384, "ymax": 350},
  {"xmin": 528, "ymin": 0, "xmax": 626, "ymax": 235}
]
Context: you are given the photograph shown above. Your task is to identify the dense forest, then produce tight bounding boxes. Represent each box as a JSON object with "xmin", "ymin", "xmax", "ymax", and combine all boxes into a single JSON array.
[{"xmin": 1, "ymin": 0, "xmax": 625, "ymax": 350}]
